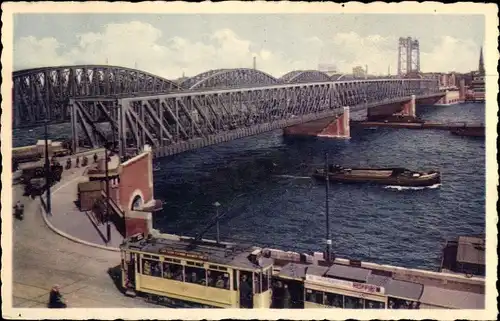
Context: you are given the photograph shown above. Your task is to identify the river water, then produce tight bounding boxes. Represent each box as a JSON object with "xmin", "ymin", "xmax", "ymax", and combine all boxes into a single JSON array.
[{"xmin": 14, "ymin": 103, "xmax": 485, "ymax": 271}]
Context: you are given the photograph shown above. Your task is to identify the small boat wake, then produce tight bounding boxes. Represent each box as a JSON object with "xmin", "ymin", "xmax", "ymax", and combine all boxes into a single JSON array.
[
  {"xmin": 273, "ymin": 175, "xmax": 312, "ymax": 180},
  {"xmin": 153, "ymin": 164, "xmax": 161, "ymax": 172},
  {"xmin": 384, "ymin": 183, "xmax": 442, "ymax": 191}
]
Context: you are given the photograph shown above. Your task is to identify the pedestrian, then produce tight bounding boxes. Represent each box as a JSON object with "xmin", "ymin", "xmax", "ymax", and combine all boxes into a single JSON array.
[
  {"xmin": 75, "ymin": 156, "xmax": 80, "ymax": 168},
  {"xmin": 93, "ymin": 153, "xmax": 98, "ymax": 163},
  {"xmin": 48, "ymin": 285, "xmax": 67, "ymax": 308},
  {"xmin": 282, "ymin": 283, "xmax": 292, "ymax": 309}
]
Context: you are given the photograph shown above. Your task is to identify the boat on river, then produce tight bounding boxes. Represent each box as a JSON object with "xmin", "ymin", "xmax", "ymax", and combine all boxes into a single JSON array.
[
  {"xmin": 312, "ymin": 165, "xmax": 441, "ymax": 187},
  {"xmin": 450, "ymin": 127, "xmax": 485, "ymax": 138}
]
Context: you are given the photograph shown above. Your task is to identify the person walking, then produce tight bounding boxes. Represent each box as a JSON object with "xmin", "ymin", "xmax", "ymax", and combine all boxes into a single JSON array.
[{"xmin": 48, "ymin": 285, "xmax": 67, "ymax": 308}]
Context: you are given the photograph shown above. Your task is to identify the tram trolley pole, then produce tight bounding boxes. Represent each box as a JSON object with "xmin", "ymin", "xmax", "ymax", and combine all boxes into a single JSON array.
[{"xmin": 105, "ymin": 144, "xmax": 111, "ymax": 244}]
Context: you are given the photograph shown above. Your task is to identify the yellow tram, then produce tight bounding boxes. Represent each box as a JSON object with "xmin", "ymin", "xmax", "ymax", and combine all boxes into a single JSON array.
[
  {"xmin": 120, "ymin": 233, "xmax": 273, "ymax": 308},
  {"xmin": 275, "ymin": 262, "xmax": 484, "ymax": 310},
  {"xmin": 120, "ymin": 234, "xmax": 485, "ymax": 309}
]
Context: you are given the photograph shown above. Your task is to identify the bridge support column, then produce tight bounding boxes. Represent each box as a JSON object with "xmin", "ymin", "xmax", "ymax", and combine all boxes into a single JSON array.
[
  {"xmin": 400, "ymin": 94, "xmax": 416, "ymax": 118},
  {"xmin": 317, "ymin": 107, "xmax": 351, "ymax": 139},
  {"xmin": 69, "ymin": 99, "xmax": 79, "ymax": 154},
  {"xmin": 459, "ymin": 79, "xmax": 466, "ymax": 101},
  {"xmin": 283, "ymin": 107, "xmax": 350, "ymax": 139}
]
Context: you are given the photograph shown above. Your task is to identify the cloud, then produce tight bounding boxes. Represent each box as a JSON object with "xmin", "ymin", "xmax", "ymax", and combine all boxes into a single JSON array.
[
  {"xmin": 420, "ymin": 36, "xmax": 480, "ymax": 73},
  {"xmin": 323, "ymin": 32, "xmax": 480, "ymax": 75},
  {"xmin": 13, "ymin": 21, "xmax": 299, "ymax": 79},
  {"xmin": 13, "ymin": 21, "xmax": 481, "ymax": 80}
]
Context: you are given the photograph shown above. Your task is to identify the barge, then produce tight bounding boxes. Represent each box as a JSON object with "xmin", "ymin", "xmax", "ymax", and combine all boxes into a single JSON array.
[
  {"xmin": 312, "ymin": 165, "xmax": 441, "ymax": 187},
  {"xmin": 450, "ymin": 127, "xmax": 485, "ymax": 138}
]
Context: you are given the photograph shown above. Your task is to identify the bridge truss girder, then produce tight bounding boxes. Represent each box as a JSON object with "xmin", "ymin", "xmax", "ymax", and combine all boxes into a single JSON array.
[
  {"xmin": 181, "ymin": 68, "xmax": 279, "ymax": 90},
  {"xmin": 70, "ymin": 79, "xmax": 440, "ymax": 158},
  {"xmin": 13, "ymin": 65, "xmax": 183, "ymax": 128}
]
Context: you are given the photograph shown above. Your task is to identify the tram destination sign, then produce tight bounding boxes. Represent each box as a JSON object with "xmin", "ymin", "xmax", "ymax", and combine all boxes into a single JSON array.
[
  {"xmin": 159, "ymin": 248, "xmax": 209, "ymax": 261},
  {"xmin": 305, "ymin": 274, "xmax": 385, "ymax": 295}
]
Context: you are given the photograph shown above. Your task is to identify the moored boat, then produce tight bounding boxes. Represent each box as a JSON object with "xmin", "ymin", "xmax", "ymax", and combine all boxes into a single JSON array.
[
  {"xmin": 312, "ymin": 165, "xmax": 441, "ymax": 187},
  {"xmin": 450, "ymin": 127, "xmax": 485, "ymax": 138}
]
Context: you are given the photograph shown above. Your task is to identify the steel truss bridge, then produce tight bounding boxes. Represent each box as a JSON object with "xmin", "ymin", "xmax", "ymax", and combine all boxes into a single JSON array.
[{"xmin": 13, "ymin": 65, "xmax": 442, "ymax": 157}]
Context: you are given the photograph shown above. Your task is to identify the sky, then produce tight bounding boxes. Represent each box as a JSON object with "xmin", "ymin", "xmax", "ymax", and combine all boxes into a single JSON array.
[{"xmin": 13, "ymin": 14, "xmax": 485, "ymax": 79}]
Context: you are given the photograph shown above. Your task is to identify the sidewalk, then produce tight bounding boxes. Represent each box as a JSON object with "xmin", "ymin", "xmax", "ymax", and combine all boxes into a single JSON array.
[
  {"xmin": 43, "ymin": 167, "xmax": 125, "ymax": 249},
  {"xmin": 11, "ymin": 172, "xmax": 162, "ymax": 309}
]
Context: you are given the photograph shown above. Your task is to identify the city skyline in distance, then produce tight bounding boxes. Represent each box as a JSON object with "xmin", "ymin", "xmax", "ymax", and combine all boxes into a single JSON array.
[{"xmin": 13, "ymin": 13, "xmax": 485, "ymax": 79}]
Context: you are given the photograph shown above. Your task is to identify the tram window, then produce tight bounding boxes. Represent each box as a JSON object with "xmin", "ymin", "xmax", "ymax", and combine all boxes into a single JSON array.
[
  {"xmin": 261, "ymin": 269, "xmax": 271, "ymax": 292},
  {"xmin": 254, "ymin": 272, "xmax": 262, "ymax": 294},
  {"xmin": 365, "ymin": 299, "xmax": 385, "ymax": 309},
  {"xmin": 187, "ymin": 261, "xmax": 204, "ymax": 267},
  {"xmin": 185, "ymin": 265, "xmax": 207, "ymax": 286},
  {"xmin": 388, "ymin": 298, "xmax": 419, "ymax": 309},
  {"xmin": 162, "ymin": 262, "xmax": 177, "ymax": 279},
  {"xmin": 306, "ymin": 289, "xmax": 324, "ymax": 305},
  {"xmin": 173, "ymin": 264, "xmax": 185, "ymax": 281},
  {"xmin": 207, "ymin": 270, "xmax": 230, "ymax": 290},
  {"xmin": 239, "ymin": 271, "xmax": 253, "ymax": 300},
  {"xmin": 209, "ymin": 265, "xmax": 228, "ymax": 271},
  {"xmin": 344, "ymin": 295, "xmax": 364, "ymax": 309},
  {"xmin": 325, "ymin": 292, "xmax": 344, "ymax": 308},
  {"xmin": 142, "ymin": 259, "xmax": 161, "ymax": 277}
]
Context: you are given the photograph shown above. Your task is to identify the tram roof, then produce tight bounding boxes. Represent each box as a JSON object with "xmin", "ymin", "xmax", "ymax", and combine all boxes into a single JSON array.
[
  {"xmin": 280, "ymin": 262, "xmax": 438, "ymax": 302},
  {"xmin": 367, "ymin": 274, "xmax": 423, "ymax": 300},
  {"xmin": 325, "ymin": 264, "xmax": 372, "ymax": 282},
  {"xmin": 419, "ymin": 285, "xmax": 485, "ymax": 309},
  {"xmin": 121, "ymin": 235, "xmax": 272, "ymax": 270}
]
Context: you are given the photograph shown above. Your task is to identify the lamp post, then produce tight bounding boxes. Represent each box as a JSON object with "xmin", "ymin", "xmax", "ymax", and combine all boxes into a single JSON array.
[
  {"xmin": 44, "ymin": 120, "xmax": 52, "ymax": 215},
  {"xmin": 104, "ymin": 145, "xmax": 111, "ymax": 244},
  {"xmin": 104, "ymin": 140, "xmax": 118, "ymax": 245},
  {"xmin": 213, "ymin": 201, "xmax": 221, "ymax": 244}
]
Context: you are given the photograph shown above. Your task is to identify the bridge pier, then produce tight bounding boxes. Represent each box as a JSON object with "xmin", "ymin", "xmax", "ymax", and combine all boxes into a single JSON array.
[
  {"xmin": 399, "ymin": 94, "xmax": 416, "ymax": 118},
  {"xmin": 435, "ymin": 89, "xmax": 464, "ymax": 106},
  {"xmin": 317, "ymin": 107, "xmax": 351, "ymax": 139},
  {"xmin": 367, "ymin": 95, "xmax": 416, "ymax": 121},
  {"xmin": 283, "ymin": 107, "xmax": 351, "ymax": 139}
]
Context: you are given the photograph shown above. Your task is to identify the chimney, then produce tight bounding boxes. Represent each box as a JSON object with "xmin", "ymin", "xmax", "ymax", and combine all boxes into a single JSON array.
[{"xmin": 253, "ymin": 56, "xmax": 257, "ymax": 70}]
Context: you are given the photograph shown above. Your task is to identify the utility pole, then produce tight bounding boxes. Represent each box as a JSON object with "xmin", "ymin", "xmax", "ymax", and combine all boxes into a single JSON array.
[
  {"xmin": 105, "ymin": 144, "xmax": 111, "ymax": 244},
  {"xmin": 44, "ymin": 119, "xmax": 52, "ymax": 215},
  {"xmin": 214, "ymin": 201, "xmax": 221, "ymax": 243},
  {"xmin": 324, "ymin": 152, "xmax": 331, "ymax": 263}
]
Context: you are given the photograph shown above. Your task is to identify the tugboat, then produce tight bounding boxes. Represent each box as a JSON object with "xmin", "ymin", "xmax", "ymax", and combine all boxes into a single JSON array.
[{"xmin": 313, "ymin": 165, "xmax": 441, "ymax": 187}]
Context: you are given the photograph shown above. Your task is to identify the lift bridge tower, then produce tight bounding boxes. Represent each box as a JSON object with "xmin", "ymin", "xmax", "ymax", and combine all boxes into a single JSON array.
[{"xmin": 397, "ymin": 37, "xmax": 420, "ymax": 77}]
